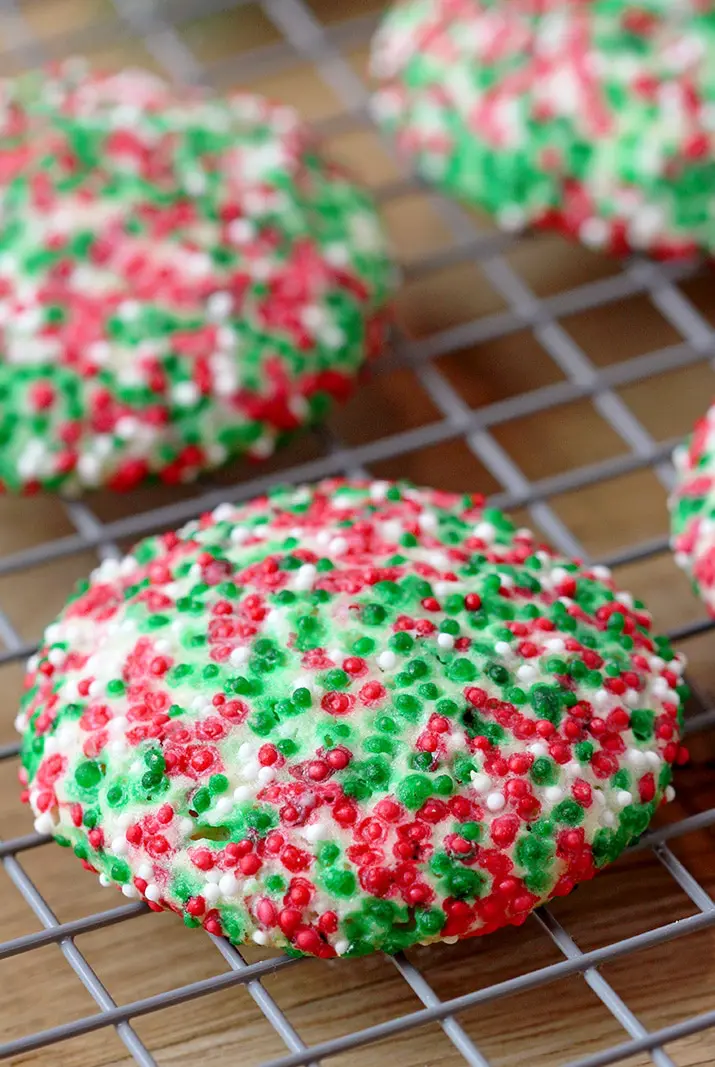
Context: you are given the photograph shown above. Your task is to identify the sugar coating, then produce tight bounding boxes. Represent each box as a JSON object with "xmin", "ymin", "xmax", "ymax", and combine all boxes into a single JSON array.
[
  {"xmin": 0, "ymin": 61, "xmax": 392, "ymax": 494},
  {"xmin": 669, "ymin": 403, "xmax": 715, "ymax": 613},
  {"xmin": 19, "ymin": 480, "xmax": 686, "ymax": 958},
  {"xmin": 371, "ymin": 0, "xmax": 715, "ymax": 258}
]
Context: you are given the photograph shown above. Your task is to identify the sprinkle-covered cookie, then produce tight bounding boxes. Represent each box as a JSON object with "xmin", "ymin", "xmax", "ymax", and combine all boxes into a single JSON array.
[
  {"xmin": 19, "ymin": 480, "xmax": 686, "ymax": 958},
  {"xmin": 670, "ymin": 402, "xmax": 715, "ymax": 613},
  {"xmin": 371, "ymin": 0, "xmax": 715, "ymax": 258},
  {"xmin": 0, "ymin": 61, "xmax": 392, "ymax": 494}
]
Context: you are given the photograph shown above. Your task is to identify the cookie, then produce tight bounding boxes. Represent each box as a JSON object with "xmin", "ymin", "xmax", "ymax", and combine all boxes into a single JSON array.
[
  {"xmin": 19, "ymin": 480, "xmax": 686, "ymax": 958},
  {"xmin": 0, "ymin": 61, "xmax": 392, "ymax": 494},
  {"xmin": 371, "ymin": 0, "xmax": 715, "ymax": 258},
  {"xmin": 670, "ymin": 403, "xmax": 715, "ymax": 613}
]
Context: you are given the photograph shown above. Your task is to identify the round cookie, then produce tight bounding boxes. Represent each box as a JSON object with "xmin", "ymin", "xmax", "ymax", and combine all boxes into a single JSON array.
[
  {"xmin": 0, "ymin": 61, "xmax": 392, "ymax": 494},
  {"xmin": 19, "ymin": 480, "xmax": 686, "ymax": 958},
  {"xmin": 670, "ymin": 402, "xmax": 715, "ymax": 613},
  {"xmin": 371, "ymin": 0, "xmax": 715, "ymax": 258}
]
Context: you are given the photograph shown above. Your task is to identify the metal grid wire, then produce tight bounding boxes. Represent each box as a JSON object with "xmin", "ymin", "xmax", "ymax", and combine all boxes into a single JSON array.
[{"xmin": 0, "ymin": 1, "xmax": 715, "ymax": 1064}]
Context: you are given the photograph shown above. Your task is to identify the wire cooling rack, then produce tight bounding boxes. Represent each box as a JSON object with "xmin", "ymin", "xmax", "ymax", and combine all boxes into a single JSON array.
[{"xmin": 1, "ymin": 1, "xmax": 715, "ymax": 1065}]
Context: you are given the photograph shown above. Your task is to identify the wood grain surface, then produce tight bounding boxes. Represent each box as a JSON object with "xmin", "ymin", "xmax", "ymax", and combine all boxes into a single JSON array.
[{"xmin": 1, "ymin": 3, "xmax": 714, "ymax": 1066}]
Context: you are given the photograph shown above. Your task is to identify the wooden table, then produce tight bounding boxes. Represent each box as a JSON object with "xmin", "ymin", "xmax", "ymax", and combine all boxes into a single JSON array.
[{"xmin": 0, "ymin": 2, "xmax": 714, "ymax": 1065}]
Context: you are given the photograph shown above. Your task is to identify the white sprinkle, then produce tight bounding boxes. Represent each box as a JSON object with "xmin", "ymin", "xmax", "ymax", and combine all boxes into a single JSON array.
[
  {"xmin": 544, "ymin": 786, "xmax": 564, "ymax": 805},
  {"xmin": 381, "ymin": 519, "xmax": 403, "ymax": 542},
  {"xmin": 243, "ymin": 760, "xmax": 260, "ymax": 782},
  {"xmin": 212, "ymin": 503, "xmax": 236, "ymax": 522},
  {"xmin": 214, "ymin": 797, "xmax": 234, "ymax": 817},
  {"xmin": 303, "ymin": 821, "xmax": 329, "ymax": 843},
  {"xmin": 122, "ymin": 884, "xmax": 139, "ymax": 899},
  {"xmin": 328, "ymin": 537, "xmax": 348, "ymax": 556},
  {"xmin": 172, "ymin": 381, "xmax": 200, "ymax": 407},
  {"xmin": 112, "ymin": 836, "xmax": 129, "ymax": 855},
  {"xmin": 219, "ymin": 873, "xmax": 239, "ymax": 898},
  {"xmin": 252, "ymin": 930, "xmax": 269, "ymax": 946},
  {"xmin": 257, "ymin": 766, "xmax": 275, "ymax": 785},
  {"xmin": 473, "ymin": 521, "xmax": 496, "ymax": 543},
  {"xmin": 645, "ymin": 751, "xmax": 661, "ymax": 770},
  {"xmin": 418, "ymin": 511, "xmax": 437, "ymax": 531},
  {"xmin": 517, "ymin": 664, "xmax": 538, "ymax": 683},
  {"xmin": 528, "ymin": 742, "xmax": 548, "ymax": 758},
  {"xmin": 77, "ymin": 454, "xmax": 102, "ymax": 485},
  {"xmin": 579, "ymin": 217, "xmax": 610, "ymax": 248},
  {"xmin": 378, "ymin": 650, "xmax": 397, "ymax": 671},
  {"xmin": 324, "ymin": 242, "xmax": 350, "ymax": 267},
  {"xmin": 186, "ymin": 254, "xmax": 211, "ymax": 277},
  {"xmin": 437, "ymin": 633, "xmax": 454, "ymax": 651},
  {"xmin": 204, "ymin": 883, "xmax": 221, "ymax": 904},
  {"xmin": 228, "ymin": 218, "xmax": 255, "ymax": 243},
  {"xmin": 435, "ymin": 580, "xmax": 461, "ymax": 597},
  {"xmin": 137, "ymin": 863, "xmax": 153, "ymax": 881},
  {"xmin": 665, "ymin": 786, "xmax": 676, "ymax": 803},
  {"xmin": 626, "ymin": 748, "xmax": 647, "ymax": 770},
  {"xmin": 600, "ymin": 810, "xmax": 616, "ymax": 828},
  {"xmin": 144, "ymin": 884, "xmax": 161, "ymax": 902},
  {"xmin": 98, "ymin": 873, "xmax": 112, "ymax": 888},
  {"xmin": 301, "ymin": 304, "xmax": 328, "ymax": 331},
  {"xmin": 486, "ymin": 792, "xmax": 506, "ymax": 812},
  {"xmin": 544, "ymin": 637, "xmax": 566, "ymax": 653},
  {"xmin": 334, "ymin": 938, "xmax": 350, "ymax": 956},
  {"xmin": 119, "ymin": 300, "xmax": 141, "ymax": 321},
  {"xmin": 185, "ymin": 170, "xmax": 207, "ymax": 195},
  {"xmin": 615, "ymin": 790, "xmax": 633, "ymax": 809},
  {"xmin": 494, "ymin": 641, "xmax": 512, "ymax": 658},
  {"xmin": 208, "ymin": 291, "xmax": 233, "ymax": 321},
  {"xmin": 294, "ymin": 563, "xmax": 316, "ymax": 591},
  {"xmin": 470, "ymin": 771, "xmax": 491, "ymax": 794},
  {"xmin": 590, "ymin": 565, "xmax": 612, "ymax": 581},
  {"xmin": 233, "ymin": 785, "xmax": 253, "ymax": 802},
  {"xmin": 119, "ymin": 556, "xmax": 138, "ymax": 576},
  {"xmin": 370, "ymin": 481, "xmax": 389, "ymax": 500},
  {"xmin": 34, "ymin": 812, "xmax": 55, "ymax": 834},
  {"xmin": 229, "ymin": 647, "xmax": 249, "ymax": 666}
]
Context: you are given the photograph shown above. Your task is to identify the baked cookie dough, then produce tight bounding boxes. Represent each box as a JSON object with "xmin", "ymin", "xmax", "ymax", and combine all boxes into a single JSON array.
[
  {"xmin": 371, "ymin": 0, "xmax": 715, "ymax": 257},
  {"xmin": 19, "ymin": 480, "xmax": 686, "ymax": 957},
  {"xmin": 670, "ymin": 403, "xmax": 715, "ymax": 613},
  {"xmin": 0, "ymin": 62, "xmax": 391, "ymax": 494}
]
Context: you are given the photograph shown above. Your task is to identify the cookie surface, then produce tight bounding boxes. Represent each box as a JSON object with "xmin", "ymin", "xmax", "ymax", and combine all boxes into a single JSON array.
[
  {"xmin": 0, "ymin": 62, "xmax": 391, "ymax": 494},
  {"xmin": 670, "ymin": 403, "xmax": 715, "ymax": 613},
  {"xmin": 371, "ymin": 0, "xmax": 715, "ymax": 257},
  {"xmin": 19, "ymin": 480, "xmax": 685, "ymax": 958}
]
